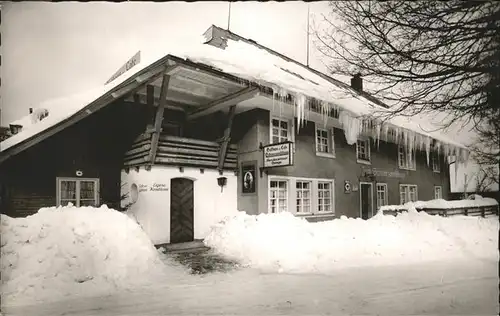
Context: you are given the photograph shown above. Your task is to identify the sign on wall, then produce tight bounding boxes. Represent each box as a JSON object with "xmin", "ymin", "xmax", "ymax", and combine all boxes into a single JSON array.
[
  {"xmin": 262, "ymin": 141, "xmax": 293, "ymax": 168},
  {"xmin": 136, "ymin": 183, "xmax": 169, "ymax": 193},
  {"xmin": 344, "ymin": 180, "xmax": 351, "ymax": 194},
  {"xmin": 362, "ymin": 167, "xmax": 407, "ymax": 179},
  {"xmin": 241, "ymin": 163, "xmax": 256, "ymax": 194}
]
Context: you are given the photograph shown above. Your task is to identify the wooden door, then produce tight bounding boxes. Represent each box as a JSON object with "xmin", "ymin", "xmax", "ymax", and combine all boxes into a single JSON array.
[
  {"xmin": 360, "ymin": 183, "xmax": 373, "ymax": 220},
  {"xmin": 170, "ymin": 178, "xmax": 194, "ymax": 244}
]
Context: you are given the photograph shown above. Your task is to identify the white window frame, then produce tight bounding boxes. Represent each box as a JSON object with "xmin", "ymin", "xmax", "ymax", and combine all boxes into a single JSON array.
[
  {"xmin": 270, "ymin": 115, "xmax": 295, "ymax": 144},
  {"xmin": 398, "ymin": 145, "xmax": 417, "ymax": 171},
  {"xmin": 399, "ymin": 184, "xmax": 418, "ymax": 204},
  {"xmin": 356, "ymin": 139, "xmax": 371, "ymax": 164},
  {"xmin": 295, "ymin": 180, "xmax": 312, "ymax": 214},
  {"xmin": 314, "ymin": 123, "xmax": 335, "ymax": 158},
  {"xmin": 434, "ymin": 186, "xmax": 443, "ymax": 199},
  {"xmin": 376, "ymin": 183, "xmax": 388, "ymax": 210},
  {"xmin": 269, "ymin": 178, "xmax": 289, "ymax": 214},
  {"xmin": 56, "ymin": 177, "xmax": 100, "ymax": 207},
  {"xmin": 432, "ymin": 153, "xmax": 440, "ymax": 173},
  {"xmin": 268, "ymin": 176, "xmax": 335, "ymax": 216},
  {"xmin": 317, "ymin": 181, "xmax": 334, "ymax": 213}
]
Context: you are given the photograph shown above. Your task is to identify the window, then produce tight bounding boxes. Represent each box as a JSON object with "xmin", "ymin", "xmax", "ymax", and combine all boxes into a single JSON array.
[
  {"xmin": 398, "ymin": 145, "xmax": 416, "ymax": 170},
  {"xmin": 317, "ymin": 182, "xmax": 333, "ymax": 213},
  {"xmin": 310, "ymin": 99, "xmax": 339, "ymax": 118},
  {"xmin": 432, "ymin": 153, "xmax": 440, "ymax": 172},
  {"xmin": 399, "ymin": 184, "xmax": 418, "ymax": 204},
  {"xmin": 57, "ymin": 178, "xmax": 99, "ymax": 207},
  {"xmin": 271, "ymin": 117, "xmax": 294, "ymax": 144},
  {"xmin": 296, "ymin": 181, "xmax": 312, "ymax": 213},
  {"xmin": 270, "ymin": 180, "xmax": 288, "ymax": 213},
  {"xmin": 269, "ymin": 177, "xmax": 334, "ymax": 215},
  {"xmin": 434, "ymin": 186, "xmax": 442, "ymax": 199},
  {"xmin": 356, "ymin": 139, "xmax": 371, "ymax": 163},
  {"xmin": 376, "ymin": 183, "xmax": 388, "ymax": 210},
  {"xmin": 315, "ymin": 125, "xmax": 335, "ymax": 158}
]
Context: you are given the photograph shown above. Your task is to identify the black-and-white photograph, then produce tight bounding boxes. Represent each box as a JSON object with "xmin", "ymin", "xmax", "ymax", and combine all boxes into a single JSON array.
[{"xmin": 0, "ymin": 1, "xmax": 498, "ymax": 315}]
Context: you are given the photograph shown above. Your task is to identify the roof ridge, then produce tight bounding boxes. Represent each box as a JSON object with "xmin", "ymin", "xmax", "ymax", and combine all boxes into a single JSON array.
[{"xmin": 211, "ymin": 25, "xmax": 390, "ymax": 109}]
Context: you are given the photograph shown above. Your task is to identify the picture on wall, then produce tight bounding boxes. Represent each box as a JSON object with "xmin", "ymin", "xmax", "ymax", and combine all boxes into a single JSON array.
[{"xmin": 241, "ymin": 163, "xmax": 256, "ymax": 194}]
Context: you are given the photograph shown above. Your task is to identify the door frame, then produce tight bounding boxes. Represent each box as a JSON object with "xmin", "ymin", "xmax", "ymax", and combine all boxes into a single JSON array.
[{"xmin": 359, "ymin": 181, "xmax": 374, "ymax": 219}]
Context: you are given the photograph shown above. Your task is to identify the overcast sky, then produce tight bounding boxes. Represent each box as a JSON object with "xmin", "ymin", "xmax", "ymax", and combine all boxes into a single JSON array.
[{"xmin": 0, "ymin": 1, "xmax": 332, "ymax": 125}]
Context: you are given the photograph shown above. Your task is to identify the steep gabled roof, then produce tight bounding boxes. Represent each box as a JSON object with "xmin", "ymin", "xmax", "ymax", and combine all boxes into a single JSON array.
[{"xmin": 1, "ymin": 25, "xmax": 469, "ymax": 164}]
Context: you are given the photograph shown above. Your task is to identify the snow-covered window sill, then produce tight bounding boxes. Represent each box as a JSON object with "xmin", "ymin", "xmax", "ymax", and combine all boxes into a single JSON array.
[
  {"xmin": 357, "ymin": 159, "xmax": 371, "ymax": 165},
  {"xmin": 295, "ymin": 212, "xmax": 314, "ymax": 216},
  {"xmin": 316, "ymin": 152, "xmax": 336, "ymax": 159},
  {"xmin": 296, "ymin": 212, "xmax": 335, "ymax": 218}
]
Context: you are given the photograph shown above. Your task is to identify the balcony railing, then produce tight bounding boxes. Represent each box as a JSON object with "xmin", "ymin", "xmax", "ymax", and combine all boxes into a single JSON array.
[{"xmin": 123, "ymin": 133, "xmax": 238, "ymax": 170}]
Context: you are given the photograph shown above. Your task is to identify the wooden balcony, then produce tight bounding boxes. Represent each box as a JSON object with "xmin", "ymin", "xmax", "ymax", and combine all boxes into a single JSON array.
[{"xmin": 123, "ymin": 133, "xmax": 238, "ymax": 170}]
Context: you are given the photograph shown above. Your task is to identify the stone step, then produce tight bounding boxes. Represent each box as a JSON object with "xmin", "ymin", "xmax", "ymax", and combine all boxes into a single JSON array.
[{"xmin": 156, "ymin": 240, "xmax": 209, "ymax": 254}]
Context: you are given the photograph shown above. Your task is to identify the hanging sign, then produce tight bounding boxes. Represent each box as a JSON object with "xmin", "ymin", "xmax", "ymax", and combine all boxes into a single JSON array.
[{"xmin": 262, "ymin": 141, "xmax": 293, "ymax": 168}]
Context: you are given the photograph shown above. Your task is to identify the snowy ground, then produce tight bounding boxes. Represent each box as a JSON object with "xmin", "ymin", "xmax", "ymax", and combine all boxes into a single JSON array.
[
  {"xmin": 3, "ymin": 259, "xmax": 498, "ymax": 316},
  {"xmin": 1, "ymin": 204, "xmax": 498, "ymax": 315}
]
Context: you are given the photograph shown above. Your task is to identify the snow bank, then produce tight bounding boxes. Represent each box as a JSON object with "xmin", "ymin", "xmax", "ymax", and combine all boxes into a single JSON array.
[
  {"xmin": 1, "ymin": 204, "xmax": 188, "ymax": 306},
  {"xmin": 204, "ymin": 211, "xmax": 498, "ymax": 274},
  {"xmin": 380, "ymin": 197, "xmax": 498, "ymax": 212}
]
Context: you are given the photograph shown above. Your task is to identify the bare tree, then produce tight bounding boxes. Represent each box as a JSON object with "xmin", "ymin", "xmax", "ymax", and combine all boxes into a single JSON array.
[
  {"xmin": 475, "ymin": 164, "xmax": 499, "ymax": 192},
  {"xmin": 313, "ymin": 1, "xmax": 500, "ymax": 166}
]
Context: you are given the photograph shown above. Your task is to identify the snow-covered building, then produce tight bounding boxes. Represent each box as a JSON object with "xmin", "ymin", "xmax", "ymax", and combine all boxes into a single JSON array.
[{"xmin": 0, "ymin": 25, "xmax": 469, "ymax": 245}]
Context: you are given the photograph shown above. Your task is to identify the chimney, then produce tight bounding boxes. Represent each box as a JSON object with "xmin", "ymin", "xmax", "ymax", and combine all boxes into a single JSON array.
[
  {"xmin": 29, "ymin": 108, "xmax": 33, "ymax": 114},
  {"xmin": 351, "ymin": 73, "xmax": 363, "ymax": 92}
]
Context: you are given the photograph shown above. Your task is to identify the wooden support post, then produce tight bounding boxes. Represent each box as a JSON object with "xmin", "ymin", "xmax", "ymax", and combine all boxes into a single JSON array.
[
  {"xmin": 133, "ymin": 94, "xmax": 140, "ymax": 104},
  {"xmin": 217, "ymin": 105, "xmax": 237, "ymax": 173},
  {"xmin": 481, "ymin": 207, "xmax": 485, "ymax": 218},
  {"xmin": 147, "ymin": 85, "xmax": 155, "ymax": 107},
  {"xmin": 147, "ymin": 72, "xmax": 171, "ymax": 166}
]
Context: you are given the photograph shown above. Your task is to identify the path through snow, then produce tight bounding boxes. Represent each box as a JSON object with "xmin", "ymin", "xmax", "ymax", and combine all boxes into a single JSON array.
[{"xmin": 3, "ymin": 258, "xmax": 498, "ymax": 316}]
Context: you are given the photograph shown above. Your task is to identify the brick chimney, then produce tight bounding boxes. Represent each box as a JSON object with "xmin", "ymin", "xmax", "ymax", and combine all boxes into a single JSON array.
[{"xmin": 351, "ymin": 73, "xmax": 363, "ymax": 92}]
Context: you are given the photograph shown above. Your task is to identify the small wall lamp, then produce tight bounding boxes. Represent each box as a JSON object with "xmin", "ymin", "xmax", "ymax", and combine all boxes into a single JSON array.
[{"xmin": 217, "ymin": 176, "xmax": 227, "ymax": 192}]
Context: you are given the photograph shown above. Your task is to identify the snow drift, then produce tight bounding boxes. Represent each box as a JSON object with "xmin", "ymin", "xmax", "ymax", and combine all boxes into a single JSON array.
[
  {"xmin": 1, "ymin": 204, "xmax": 188, "ymax": 306},
  {"xmin": 380, "ymin": 196, "xmax": 498, "ymax": 212},
  {"xmin": 204, "ymin": 210, "xmax": 499, "ymax": 274}
]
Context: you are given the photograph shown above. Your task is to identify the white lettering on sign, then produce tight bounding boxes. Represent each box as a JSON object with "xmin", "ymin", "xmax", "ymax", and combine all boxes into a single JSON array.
[{"xmin": 263, "ymin": 142, "xmax": 293, "ymax": 168}]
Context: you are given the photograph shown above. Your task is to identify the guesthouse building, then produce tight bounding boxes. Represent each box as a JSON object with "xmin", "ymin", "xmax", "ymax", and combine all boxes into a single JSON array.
[{"xmin": 0, "ymin": 25, "xmax": 468, "ymax": 245}]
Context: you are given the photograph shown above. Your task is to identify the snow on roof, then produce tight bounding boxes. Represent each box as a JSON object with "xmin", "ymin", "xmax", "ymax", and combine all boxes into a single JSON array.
[{"xmin": 1, "ymin": 34, "xmax": 467, "ymax": 157}]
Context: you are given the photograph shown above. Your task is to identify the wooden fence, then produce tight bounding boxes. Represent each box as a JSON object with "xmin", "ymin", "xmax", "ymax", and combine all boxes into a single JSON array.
[{"xmin": 382, "ymin": 204, "xmax": 499, "ymax": 218}]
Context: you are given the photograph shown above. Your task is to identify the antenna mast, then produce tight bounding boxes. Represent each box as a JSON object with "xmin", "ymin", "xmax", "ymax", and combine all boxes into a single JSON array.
[
  {"xmin": 306, "ymin": 4, "xmax": 310, "ymax": 67},
  {"xmin": 227, "ymin": 2, "xmax": 232, "ymax": 31}
]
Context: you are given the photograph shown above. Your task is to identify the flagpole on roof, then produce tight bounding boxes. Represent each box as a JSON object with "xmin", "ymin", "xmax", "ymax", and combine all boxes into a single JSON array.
[
  {"xmin": 306, "ymin": 4, "xmax": 310, "ymax": 67},
  {"xmin": 227, "ymin": 2, "xmax": 232, "ymax": 31}
]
